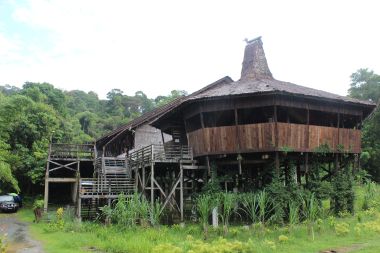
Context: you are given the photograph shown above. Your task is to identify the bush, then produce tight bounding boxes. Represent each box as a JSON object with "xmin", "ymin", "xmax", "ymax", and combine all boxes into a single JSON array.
[
  {"xmin": 335, "ymin": 222, "xmax": 350, "ymax": 236},
  {"xmin": 0, "ymin": 235, "xmax": 7, "ymax": 253},
  {"xmin": 153, "ymin": 237, "xmax": 255, "ymax": 253},
  {"xmin": 33, "ymin": 199, "xmax": 44, "ymax": 210},
  {"xmin": 196, "ymin": 194, "xmax": 212, "ymax": 239},
  {"xmin": 278, "ymin": 234, "xmax": 289, "ymax": 243}
]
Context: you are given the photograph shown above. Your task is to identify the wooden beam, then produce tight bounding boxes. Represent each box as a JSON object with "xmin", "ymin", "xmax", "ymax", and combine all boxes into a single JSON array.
[
  {"xmin": 44, "ymin": 172, "xmax": 49, "ymax": 212},
  {"xmin": 275, "ymin": 152, "xmax": 280, "ymax": 176},
  {"xmin": 180, "ymin": 165, "xmax": 184, "ymax": 222},
  {"xmin": 48, "ymin": 178, "xmax": 77, "ymax": 183},
  {"xmin": 151, "ymin": 145, "xmax": 154, "ymax": 208},
  {"xmin": 305, "ymin": 153, "xmax": 309, "ymax": 184}
]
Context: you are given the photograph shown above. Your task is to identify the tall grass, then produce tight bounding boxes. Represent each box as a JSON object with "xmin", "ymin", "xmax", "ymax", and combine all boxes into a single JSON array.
[
  {"xmin": 302, "ymin": 193, "xmax": 319, "ymax": 240},
  {"xmin": 149, "ymin": 199, "xmax": 163, "ymax": 227},
  {"xmin": 100, "ymin": 193, "xmax": 160, "ymax": 227},
  {"xmin": 362, "ymin": 181, "xmax": 377, "ymax": 210},
  {"xmin": 240, "ymin": 192, "xmax": 259, "ymax": 225},
  {"xmin": 257, "ymin": 190, "xmax": 274, "ymax": 226},
  {"xmin": 219, "ymin": 193, "xmax": 237, "ymax": 236},
  {"xmin": 196, "ymin": 194, "xmax": 212, "ymax": 239}
]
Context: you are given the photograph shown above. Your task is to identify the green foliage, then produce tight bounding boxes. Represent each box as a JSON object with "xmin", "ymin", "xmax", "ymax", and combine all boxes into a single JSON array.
[
  {"xmin": 0, "ymin": 161, "xmax": 19, "ymax": 193},
  {"xmin": 335, "ymin": 222, "xmax": 350, "ymax": 236},
  {"xmin": 218, "ymin": 193, "xmax": 237, "ymax": 236},
  {"xmin": 240, "ymin": 193, "xmax": 259, "ymax": 225},
  {"xmin": 348, "ymin": 69, "xmax": 380, "ymax": 182},
  {"xmin": 362, "ymin": 182, "xmax": 377, "ymax": 210},
  {"xmin": 331, "ymin": 164, "xmax": 355, "ymax": 215},
  {"xmin": 0, "ymin": 82, "xmax": 188, "ymax": 193},
  {"xmin": 279, "ymin": 146, "xmax": 294, "ymax": 154},
  {"xmin": 196, "ymin": 194, "xmax": 212, "ymax": 239},
  {"xmin": 33, "ymin": 199, "xmax": 44, "ymax": 210},
  {"xmin": 301, "ymin": 193, "xmax": 320, "ymax": 240},
  {"xmin": 0, "ymin": 235, "xmax": 7, "ymax": 253},
  {"xmin": 149, "ymin": 199, "xmax": 163, "ymax": 227}
]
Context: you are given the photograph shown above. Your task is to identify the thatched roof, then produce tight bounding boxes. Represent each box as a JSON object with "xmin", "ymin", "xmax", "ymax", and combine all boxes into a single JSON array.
[
  {"xmin": 151, "ymin": 37, "xmax": 375, "ymax": 126},
  {"xmin": 96, "ymin": 97, "xmax": 184, "ymax": 149},
  {"xmin": 187, "ymin": 37, "xmax": 374, "ymax": 106},
  {"xmin": 99, "ymin": 37, "xmax": 376, "ymax": 146}
]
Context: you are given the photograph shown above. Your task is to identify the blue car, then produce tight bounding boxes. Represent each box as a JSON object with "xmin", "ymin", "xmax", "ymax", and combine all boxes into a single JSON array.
[{"xmin": 0, "ymin": 195, "xmax": 19, "ymax": 212}]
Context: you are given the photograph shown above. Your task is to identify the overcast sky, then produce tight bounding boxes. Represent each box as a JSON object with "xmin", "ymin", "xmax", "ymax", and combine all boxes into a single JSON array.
[{"xmin": 1, "ymin": 0, "xmax": 379, "ymax": 99}]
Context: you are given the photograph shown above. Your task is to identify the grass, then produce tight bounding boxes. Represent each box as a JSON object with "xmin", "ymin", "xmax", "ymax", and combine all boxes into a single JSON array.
[{"xmin": 16, "ymin": 183, "xmax": 380, "ymax": 253}]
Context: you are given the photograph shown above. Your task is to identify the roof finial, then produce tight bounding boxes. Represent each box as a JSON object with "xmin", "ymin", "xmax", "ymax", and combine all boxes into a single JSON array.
[
  {"xmin": 240, "ymin": 36, "xmax": 273, "ymax": 80},
  {"xmin": 244, "ymin": 36, "xmax": 262, "ymax": 45}
]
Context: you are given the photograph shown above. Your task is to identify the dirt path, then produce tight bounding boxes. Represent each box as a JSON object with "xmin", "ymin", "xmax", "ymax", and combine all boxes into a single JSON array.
[{"xmin": 0, "ymin": 213, "xmax": 44, "ymax": 253}]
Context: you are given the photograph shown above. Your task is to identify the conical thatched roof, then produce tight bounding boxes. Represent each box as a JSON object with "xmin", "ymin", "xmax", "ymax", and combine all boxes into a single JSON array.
[
  {"xmin": 240, "ymin": 36, "xmax": 273, "ymax": 80},
  {"xmin": 151, "ymin": 37, "xmax": 375, "ymax": 126},
  {"xmin": 186, "ymin": 37, "xmax": 374, "ymax": 106}
]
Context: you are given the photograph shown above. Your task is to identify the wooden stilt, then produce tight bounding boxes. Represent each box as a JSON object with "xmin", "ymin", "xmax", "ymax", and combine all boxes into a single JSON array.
[
  {"xmin": 296, "ymin": 160, "xmax": 301, "ymax": 185},
  {"xmin": 275, "ymin": 152, "xmax": 280, "ymax": 176},
  {"xmin": 305, "ymin": 153, "xmax": 309, "ymax": 184},
  {"xmin": 151, "ymin": 145, "xmax": 154, "ymax": 207},
  {"xmin": 180, "ymin": 164, "xmax": 184, "ymax": 222},
  {"xmin": 43, "ymin": 172, "xmax": 49, "ymax": 212}
]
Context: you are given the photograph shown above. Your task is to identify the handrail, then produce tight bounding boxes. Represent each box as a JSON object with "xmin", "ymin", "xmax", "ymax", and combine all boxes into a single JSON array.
[
  {"xmin": 129, "ymin": 144, "xmax": 192, "ymax": 165},
  {"xmin": 50, "ymin": 143, "xmax": 94, "ymax": 159}
]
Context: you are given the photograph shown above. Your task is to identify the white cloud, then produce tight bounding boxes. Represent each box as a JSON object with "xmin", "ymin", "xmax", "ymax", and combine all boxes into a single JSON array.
[{"xmin": 1, "ymin": 0, "xmax": 380, "ymax": 98}]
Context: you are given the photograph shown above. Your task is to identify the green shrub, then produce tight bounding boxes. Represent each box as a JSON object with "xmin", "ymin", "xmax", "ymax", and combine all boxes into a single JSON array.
[
  {"xmin": 33, "ymin": 199, "xmax": 44, "ymax": 210},
  {"xmin": 219, "ymin": 193, "xmax": 237, "ymax": 236},
  {"xmin": 240, "ymin": 192, "xmax": 259, "ymax": 225},
  {"xmin": 278, "ymin": 234, "xmax": 289, "ymax": 243},
  {"xmin": 196, "ymin": 194, "xmax": 212, "ymax": 239},
  {"xmin": 335, "ymin": 222, "xmax": 350, "ymax": 236},
  {"xmin": 0, "ymin": 235, "xmax": 7, "ymax": 253}
]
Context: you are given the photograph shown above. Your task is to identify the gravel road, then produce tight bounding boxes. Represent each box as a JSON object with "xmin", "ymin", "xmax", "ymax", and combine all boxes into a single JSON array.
[{"xmin": 0, "ymin": 213, "xmax": 44, "ymax": 253}]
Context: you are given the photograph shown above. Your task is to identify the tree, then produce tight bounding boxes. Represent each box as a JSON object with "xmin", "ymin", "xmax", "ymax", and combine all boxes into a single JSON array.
[
  {"xmin": 348, "ymin": 68, "xmax": 380, "ymax": 181},
  {"xmin": 155, "ymin": 90, "xmax": 187, "ymax": 107}
]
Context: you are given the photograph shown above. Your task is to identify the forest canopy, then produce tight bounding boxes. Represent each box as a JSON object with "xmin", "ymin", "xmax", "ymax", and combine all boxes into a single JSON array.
[
  {"xmin": 0, "ymin": 83, "xmax": 186, "ymax": 193},
  {"xmin": 0, "ymin": 68, "xmax": 379, "ymax": 194}
]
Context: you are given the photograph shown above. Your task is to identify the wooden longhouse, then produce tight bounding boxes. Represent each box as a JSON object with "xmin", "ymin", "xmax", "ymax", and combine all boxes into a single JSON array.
[{"xmin": 44, "ymin": 37, "xmax": 376, "ymax": 221}]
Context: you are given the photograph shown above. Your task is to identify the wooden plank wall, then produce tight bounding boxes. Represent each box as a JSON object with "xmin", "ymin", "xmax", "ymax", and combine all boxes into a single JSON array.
[
  {"xmin": 188, "ymin": 123, "xmax": 361, "ymax": 156},
  {"xmin": 277, "ymin": 123, "xmax": 307, "ymax": 151},
  {"xmin": 238, "ymin": 123, "xmax": 275, "ymax": 151}
]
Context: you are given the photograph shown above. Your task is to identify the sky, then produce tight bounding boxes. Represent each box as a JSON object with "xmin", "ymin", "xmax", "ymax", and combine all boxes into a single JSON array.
[{"xmin": 1, "ymin": 0, "xmax": 380, "ymax": 99}]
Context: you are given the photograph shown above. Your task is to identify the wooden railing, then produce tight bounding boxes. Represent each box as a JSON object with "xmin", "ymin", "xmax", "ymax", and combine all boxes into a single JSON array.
[
  {"xmin": 95, "ymin": 157, "xmax": 129, "ymax": 175},
  {"xmin": 129, "ymin": 144, "xmax": 192, "ymax": 166},
  {"xmin": 50, "ymin": 143, "xmax": 94, "ymax": 159},
  {"xmin": 188, "ymin": 122, "xmax": 361, "ymax": 156},
  {"xmin": 79, "ymin": 177, "xmax": 135, "ymax": 198}
]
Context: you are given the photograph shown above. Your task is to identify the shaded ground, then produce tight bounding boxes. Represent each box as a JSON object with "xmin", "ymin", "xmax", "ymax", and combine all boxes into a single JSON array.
[
  {"xmin": 0, "ymin": 213, "xmax": 44, "ymax": 253},
  {"xmin": 320, "ymin": 244, "xmax": 365, "ymax": 253}
]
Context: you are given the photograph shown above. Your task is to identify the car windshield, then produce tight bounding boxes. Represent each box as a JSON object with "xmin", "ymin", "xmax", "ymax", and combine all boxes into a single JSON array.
[{"xmin": 0, "ymin": 196, "xmax": 14, "ymax": 202}]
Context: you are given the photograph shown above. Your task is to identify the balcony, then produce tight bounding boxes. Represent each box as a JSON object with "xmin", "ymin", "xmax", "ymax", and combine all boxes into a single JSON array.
[{"xmin": 188, "ymin": 122, "xmax": 361, "ymax": 157}]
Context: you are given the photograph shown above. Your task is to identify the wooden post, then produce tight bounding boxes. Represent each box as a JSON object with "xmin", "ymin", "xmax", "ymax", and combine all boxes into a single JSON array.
[
  {"xmin": 275, "ymin": 152, "xmax": 280, "ymax": 176},
  {"xmin": 238, "ymin": 157, "xmax": 242, "ymax": 175},
  {"xmin": 142, "ymin": 166, "xmax": 146, "ymax": 193},
  {"xmin": 234, "ymin": 107, "xmax": 241, "ymax": 152},
  {"xmin": 44, "ymin": 171, "xmax": 49, "ymax": 212},
  {"xmin": 200, "ymin": 109, "xmax": 211, "ymax": 175},
  {"xmin": 180, "ymin": 164, "xmax": 184, "ymax": 222},
  {"xmin": 43, "ymin": 143, "xmax": 51, "ymax": 213},
  {"xmin": 161, "ymin": 130, "xmax": 165, "ymax": 145},
  {"xmin": 304, "ymin": 107, "xmax": 310, "ymax": 184},
  {"xmin": 77, "ymin": 195, "xmax": 81, "ymax": 220},
  {"xmin": 274, "ymin": 102, "xmax": 280, "ymax": 176},
  {"xmin": 296, "ymin": 160, "xmax": 301, "ymax": 185},
  {"xmin": 335, "ymin": 153, "xmax": 340, "ymax": 171},
  {"xmin": 151, "ymin": 145, "xmax": 154, "ymax": 208},
  {"xmin": 305, "ymin": 153, "xmax": 309, "ymax": 184},
  {"xmin": 134, "ymin": 166, "xmax": 138, "ymax": 192}
]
